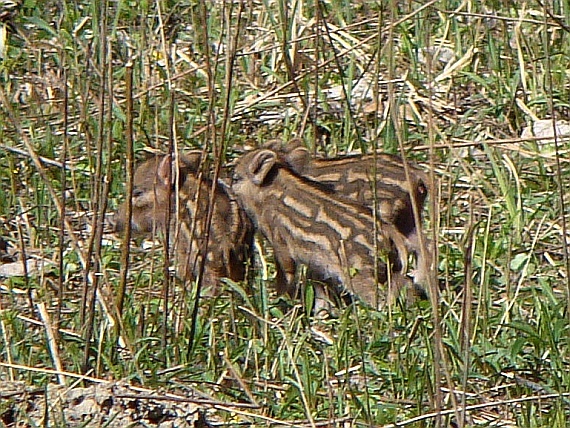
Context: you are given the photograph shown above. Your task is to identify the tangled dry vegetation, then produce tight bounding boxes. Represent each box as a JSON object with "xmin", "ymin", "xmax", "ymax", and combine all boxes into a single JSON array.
[{"xmin": 1, "ymin": 0, "xmax": 570, "ymax": 427}]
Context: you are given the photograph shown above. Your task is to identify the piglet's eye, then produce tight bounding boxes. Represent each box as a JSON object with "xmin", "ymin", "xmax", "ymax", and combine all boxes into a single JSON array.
[{"xmin": 133, "ymin": 188, "xmax": 144, "ymax": 198}]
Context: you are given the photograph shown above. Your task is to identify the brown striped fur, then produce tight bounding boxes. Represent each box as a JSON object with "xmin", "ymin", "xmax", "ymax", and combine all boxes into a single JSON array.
[
  {"xmin": 267, "ymin": 139, "xmax": 432, "ymax": 287},
  {"xmin": 231, "ymin": 147, "xmax": 413, "ymax": 309},
  {"xmin": 112, "ymin": 152, "xmax": 254, "ymax": 292}
]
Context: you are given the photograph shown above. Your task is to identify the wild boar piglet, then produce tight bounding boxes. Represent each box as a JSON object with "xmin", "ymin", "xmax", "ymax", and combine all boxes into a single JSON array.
[
  {"xmin": 268, "ymin": 139, "xmax": 432, "ymax": 288},
  {"xmin": 112, "ymin": 152, "xmax": 254, "ymax": 292},
  {"xmin": 231, "ymin": 147, "xmax": 414, "ymax": 310}
]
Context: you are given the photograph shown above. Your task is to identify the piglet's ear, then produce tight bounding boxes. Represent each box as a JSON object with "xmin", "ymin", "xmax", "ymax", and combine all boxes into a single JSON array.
[
  {"xmin": 249, "ymin": 149, "xmax": 277, "ymax": 186},
  {"xmin": 283, "ymin": 138, "xmax": 304, "ymax": 152},
  {"xmin": 179, "ymin": 151, "xmax": 204, "ymax": 172},
  {"xmin": 157, "ymin": 154, "xmax": 174, "ymax": 187},
  {"xmin": 262, "ymin": 139, "xmax": 284, "ymax": 151},
  {"xmin": 284, "ymin": 146, "xmax": 310, "ymax": 173}
]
